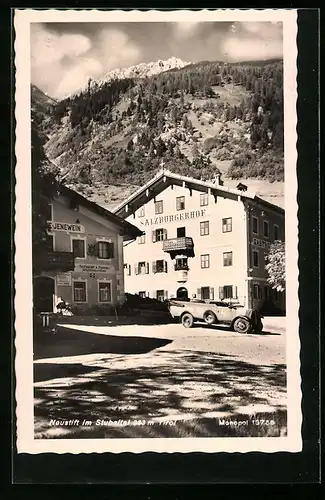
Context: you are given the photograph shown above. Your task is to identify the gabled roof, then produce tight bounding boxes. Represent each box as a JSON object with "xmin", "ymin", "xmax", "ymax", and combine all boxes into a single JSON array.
[
  {"xmin": 113, "ymin": 170, "xmax": 284, "ymax": 218},
  {"xmin": 58, "ymin": 185, "xmax": 143, "ymax": 241}
]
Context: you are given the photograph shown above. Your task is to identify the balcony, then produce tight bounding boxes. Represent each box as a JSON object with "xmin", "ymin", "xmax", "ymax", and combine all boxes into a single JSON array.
[
  {"xmin": 38, "ymin": 251, "xmax": 75, "ymax": 272},
  {"xmin": 163, "ymin": 237, "xmax": 194, "ymax": 258}
]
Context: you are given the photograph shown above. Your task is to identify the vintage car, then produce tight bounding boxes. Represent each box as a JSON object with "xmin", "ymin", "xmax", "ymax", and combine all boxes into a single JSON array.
[{"xmin": 168, "ymin": 299, "xmax": 263, "ymax": 333}]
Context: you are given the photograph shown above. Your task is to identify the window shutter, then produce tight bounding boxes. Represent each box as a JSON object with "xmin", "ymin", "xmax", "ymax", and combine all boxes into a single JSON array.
[
  {"xmin": 197, "ymin": 288, "xmax": 201, "ymax": 299},
  {"xmin": 152, "ymin": 261, "xmax": 157, "ymax": 274},
  {"xmin": 163, "ymin": 228, "xmax": 168, "ymax": 240},
  {"xmin": 164, "ymin": 290, "xmax": 168, "ymax": 300},
  {"xmin": 219, "ymin": 286, "xmax": 225, "ymax": 300},
  {"xmin": 128, "ymin": 264, "xmax": 131, "ymax": 276},
  {"xmin": 209, "ymin": 287, "xmax": 214, "ymax": 300},
  {"xmin": 146, "ymin": 262, "xmax": 149, "ymax": 274},
  {"xmin": 233, "ymin": 286, "xmax": 238, "ymax": 299},
  {"xmin": 152, "ymin": 230, "xmax": 157, "ymax": 242},
  {"xmin": 106, "ymin": 242, "xmax": 113, "ymax": 258},
  {"xmin": 135, "ymin": 263, "xmax": 139, "ymax": 275},
  {"xmin": 164, "ymin": 261, "xmax": 168, "ymax": 273}
]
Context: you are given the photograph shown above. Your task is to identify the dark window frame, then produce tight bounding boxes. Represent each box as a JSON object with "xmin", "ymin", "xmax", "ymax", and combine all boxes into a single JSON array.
[
  {"xmin": 72, "ymin": 238, "xmax": 86, "ymax": 259},
  {"xmin": 200, "ymin": 254, "xmax": 210, "ymax": 269},
  {"xmin": 222, "ymin": 217, "xmax": 232, "ymax": 233},
  {"xmin": 223, "ymin": 251, "xmax": 233, "ymax": 267},
  {"xmin": 200, "ymin": 221, "xmax": 210, "ymax": 236},
  {"xmin": 200, "ymin": 193, "xmax": 209, "ymax": 207},
  {"xmin": 155, "ymin": 200, "xmax": 164, "ymax": 215},
  {"xmin": 73, "ymin": 280, "xmax": 87, "ymax": 303},
  {"xmin": 176, "ymin": 196, "xmax": 185, "ymax": 211}
]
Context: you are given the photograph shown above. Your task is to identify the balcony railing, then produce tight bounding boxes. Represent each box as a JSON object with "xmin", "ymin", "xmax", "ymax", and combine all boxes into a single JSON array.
[
  {"xmin": 38, "ymin": 251, "xmax": 75, "ymax": 272},
  {"xmin": 163, "ymin": 237, "xmax": 194, "ymax": 253}
]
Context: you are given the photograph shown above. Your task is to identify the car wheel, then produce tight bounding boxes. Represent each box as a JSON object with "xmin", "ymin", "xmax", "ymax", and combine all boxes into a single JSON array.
[
  {"xmin": 181, "ymin": 313, "xmax": 194, "ymax": 328},
  {"xmin": 203, "ymin": 311, "xmax": 217, "ymax": 325},
  {"xmin": 233, "ymin": 317, "xmax": 251, "ymax": 334}
]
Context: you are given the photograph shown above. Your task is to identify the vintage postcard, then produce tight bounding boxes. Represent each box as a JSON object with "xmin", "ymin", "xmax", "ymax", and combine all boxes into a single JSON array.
[{"xmin": 14, "ymin": 9, "xmax": 301, "ymax": 454}]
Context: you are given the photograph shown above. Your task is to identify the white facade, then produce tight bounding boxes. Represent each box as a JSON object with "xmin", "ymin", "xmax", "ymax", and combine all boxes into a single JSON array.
[{"xmin": 115, "ymin": 171, "xmax": 285, "ymax": 312}]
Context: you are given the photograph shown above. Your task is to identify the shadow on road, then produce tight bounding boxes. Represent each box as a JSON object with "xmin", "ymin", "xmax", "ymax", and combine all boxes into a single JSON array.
[
  {"xmin": 34, "ymin": 345, "xmax": 287, "ymax": 438},
  {"xmin": 34, "ymin": 326, "xmax": 173, "ymax": 360}
]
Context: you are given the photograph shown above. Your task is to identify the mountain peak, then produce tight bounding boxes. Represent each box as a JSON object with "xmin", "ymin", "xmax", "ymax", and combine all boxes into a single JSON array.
[{"xmin": 67, "ymin": 57, "xmax": 191, "ymax": 98}]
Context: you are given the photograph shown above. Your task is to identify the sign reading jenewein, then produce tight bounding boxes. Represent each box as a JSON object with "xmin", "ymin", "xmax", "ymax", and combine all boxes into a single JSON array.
[
  {"xmin": 48, "ymin": 221, "xmax": 85, "ymax": 233},
  {"xmin": 75, "ymin": 263, "xmax": 112, "ymax": 273},
  {"xmin": 140, "ymin": 209, "xmax": 207, "ymax": 226}
]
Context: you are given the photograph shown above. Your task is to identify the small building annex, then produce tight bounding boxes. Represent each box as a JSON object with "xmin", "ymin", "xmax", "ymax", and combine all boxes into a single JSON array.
[{"xmin": 33, "ymin": 185, "xmax": 142, "ymax": 314}]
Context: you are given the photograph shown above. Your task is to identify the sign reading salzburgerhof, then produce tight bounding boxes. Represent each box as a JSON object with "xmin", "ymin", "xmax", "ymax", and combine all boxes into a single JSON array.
[{"xmin": 139, "ymin": 209, "xmax": 207, "ymax": 226}]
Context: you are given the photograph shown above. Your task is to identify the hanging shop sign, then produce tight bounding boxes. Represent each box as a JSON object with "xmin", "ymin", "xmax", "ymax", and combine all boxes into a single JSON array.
[
  {"xmin": 48, "ymin": 221, "xmax": 85, "ymax": 233},
  {"xmin": 56, "ymin": 272, "xmax": 72, "ymax": 286}
]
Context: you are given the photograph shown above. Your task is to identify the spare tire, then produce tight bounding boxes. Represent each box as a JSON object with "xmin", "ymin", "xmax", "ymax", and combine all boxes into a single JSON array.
[{"xmin": 233, "ymin": 317, "xmax": 251, "ymax": 334}]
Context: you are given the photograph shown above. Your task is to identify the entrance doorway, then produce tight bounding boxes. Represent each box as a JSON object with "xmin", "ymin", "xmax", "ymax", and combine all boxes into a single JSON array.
[
  {"xmin": 176, "ymin": 287, "xmax": 188, "ymax": 300},
  {"xmin": 33, "ymin": 276, "xmax": 55, "ymax": 313}
]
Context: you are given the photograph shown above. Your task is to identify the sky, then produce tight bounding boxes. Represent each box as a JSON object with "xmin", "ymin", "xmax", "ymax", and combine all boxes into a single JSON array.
[{"xmin": 31, "ymin": 21, "xmax": 283, "ymax": 100}]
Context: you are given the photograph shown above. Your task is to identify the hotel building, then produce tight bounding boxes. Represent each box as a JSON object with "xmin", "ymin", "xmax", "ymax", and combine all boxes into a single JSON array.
[
  {"xmin": 113, "ymin": 170, "xmax": 285, "ymax": 312},
  {"xmin": 33, "ymin": 185, "xmax": 142, "ymax": 313}
]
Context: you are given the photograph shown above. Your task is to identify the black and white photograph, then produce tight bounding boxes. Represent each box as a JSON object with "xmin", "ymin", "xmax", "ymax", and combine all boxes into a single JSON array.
[{"xmin": 14, "ymin": 9, "xmax": 301, "ymax": 454}]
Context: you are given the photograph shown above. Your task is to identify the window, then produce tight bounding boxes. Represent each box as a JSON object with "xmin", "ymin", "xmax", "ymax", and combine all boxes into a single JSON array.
[
  {"xmin": 72, "ymin": 238, "xmax": 85, "ymax": 258},
  {"xmin": 253, "ymin": 284, "xmax": 262, "ymax": 300},
  {"xmin": 252, "ymin": 216, "xmax": 259, "ymax": 235},
  {"xmin": 273, "ymin": 289, "xmax": 281, "ymax": 301},
  {"xmin": 274, "ymin": 224, "xmax": 279, "ymax": 240},
  {"xmin": 156, "ymin": 290, "xmax": 166, "ymax": 302},
  {"xmin": 200, "ymin": 221, "xmax": 209, "ymax": 236},
  {"xmin": 152, "ymin": 228, "xmax": 167, "ymax": 242},
  {"xmin": 155, "ymin": 200, "xmax": 163, "ymax": 214},
  {"xmin": 201, "ymin": 287, "xmax": 210, "ymax": 300},
  {"xmin": 135, "ymin": 262, "xmax": 149, "ymax": 275},
  {"xmin": 177, "ymin": 227, "xmax": 186, "ymax": 238},
  {"xmin": 73, "ymin": 281, "xmax": 87, "ymax": 302},
  {"xmin": 138, "ymin": 291, "xmax": 146, "ymax": 298},
  {"xmin": 253, "ymin": 249, "xmax": 259, "ymax": 267},
  {"xmin": 263, "ymin": 220, "xmax": 269, "ymax": 238},
  {"xmin": 138, "ymin": 207, "xmax": 145, "ymax": 218},
  {"xmin": 176, "ymin": 196, "xmax": 185, "ymax": 211},
  {"xmin": 175, "ymin": 257, "xmax": 188, "ymax": 271},
  {"xmin": 219, "ymin": 285, "xmax": 237, "ymax": 300},
  {"xmin": 201, "ymin": 254, "xmax": 210, "ymax": 269},
  {"xmin": 152, "ymin": 260, "xmax": 168, "ymax": 273},
  {"xmin": 98, "ymin": 281, "xmax": 112, "ymax": 303},
  {"xmin": 200, "ymin": 193, "xmax": 209, "ymax": 207},
  {"xmin": 223, "ymin": 251, "xmax": 233, "ymax": 267},
  {"xmin": 222, "ymin": 217, "xmax": 232, "ymax": 233},
  {"xmin": 97, "ymin": 241, "xmax": 114, "ymax": 259},
  {"xmin": 138, "ymin": 233, "xmax": 146, "ymax": 244},
  {"xmin": 124, "ymin": 263, "xmax": 131, "ymax": 276},
  {"xmin": 45, "ymin": 203, "xmax": 52, "ymax": 221}
]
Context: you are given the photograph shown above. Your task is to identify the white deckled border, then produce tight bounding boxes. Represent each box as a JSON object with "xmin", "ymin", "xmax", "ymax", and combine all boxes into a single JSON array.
[{"xmin": 14, "ymin": 8, "xmax": 301, "ymax": 454}]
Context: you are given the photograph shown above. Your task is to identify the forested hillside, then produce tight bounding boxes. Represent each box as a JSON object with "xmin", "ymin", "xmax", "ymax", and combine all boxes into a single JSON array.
[{"xmin": 33, "ymin": 58, "xmax": 284, "ymax": 204}]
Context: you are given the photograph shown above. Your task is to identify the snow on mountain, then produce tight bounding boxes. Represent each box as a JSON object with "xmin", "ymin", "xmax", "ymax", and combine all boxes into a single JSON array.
[{"xmin": 69, "ymin": 57, "xmax": 191, "ymax": 97}]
